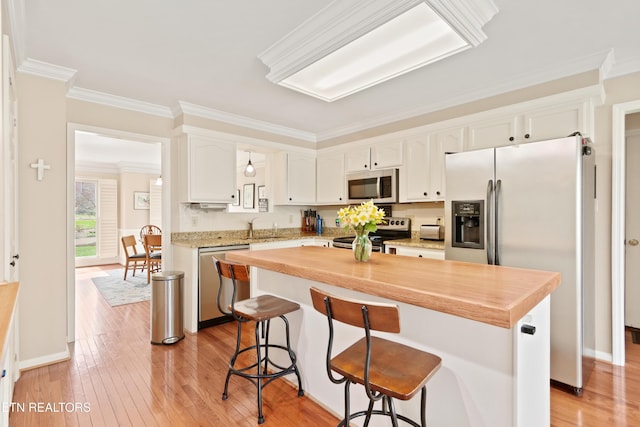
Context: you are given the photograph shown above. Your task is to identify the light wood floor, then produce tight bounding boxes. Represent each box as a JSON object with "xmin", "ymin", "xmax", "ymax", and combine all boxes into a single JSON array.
[{"xmin": 9, "ymin": 265, "xmax": 640, "ymax": 426}]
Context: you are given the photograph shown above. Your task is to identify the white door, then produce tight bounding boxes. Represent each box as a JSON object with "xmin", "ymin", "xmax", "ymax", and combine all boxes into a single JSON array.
[
  {"xmin": 625, "ymin": 132, "xmax": 640, "ymax": 328},
  {"xmin": 2, "ymin": 35, "xmax": 18, "ymax": 282}
]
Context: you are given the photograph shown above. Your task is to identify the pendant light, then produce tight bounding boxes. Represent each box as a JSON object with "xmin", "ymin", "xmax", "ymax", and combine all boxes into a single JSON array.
[{"xmin": 244, "ymin": 152, "xmax": 256, "ymax": 177}]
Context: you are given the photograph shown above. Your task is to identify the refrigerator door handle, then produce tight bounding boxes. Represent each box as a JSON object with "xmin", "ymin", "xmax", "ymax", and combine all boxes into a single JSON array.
[
  {"xmin": 486, "ymin": 179, "xmax": 494, "ymax": 265},
  {"xmin": 495, "ymin": 179, "xmax": 502, "ymax": 266}
]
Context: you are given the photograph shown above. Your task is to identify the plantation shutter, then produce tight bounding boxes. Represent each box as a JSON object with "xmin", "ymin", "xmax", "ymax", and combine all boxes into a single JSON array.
[
  {"xmin": 98, "ymin": 179, "xmax": 118, "ymax": 258},
  {"xmin": 149, "ymin": 179, "xmax": 162, "ymax": 227}
]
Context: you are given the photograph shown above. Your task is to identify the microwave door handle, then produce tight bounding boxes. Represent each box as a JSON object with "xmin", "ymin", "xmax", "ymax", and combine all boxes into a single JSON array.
[
  {"xmin": 486, "ymin": 179, "xmax": 494, "ymax": 265},
  {"xmin": 376, "ymin": 176, "xmax": 382, "ymax": 199}
]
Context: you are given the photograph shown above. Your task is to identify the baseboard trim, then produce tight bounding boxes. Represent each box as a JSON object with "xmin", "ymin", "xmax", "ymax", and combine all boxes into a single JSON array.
[{"xmin": 19, "ymin": 346, "xmax": 71, "ymax": 371}]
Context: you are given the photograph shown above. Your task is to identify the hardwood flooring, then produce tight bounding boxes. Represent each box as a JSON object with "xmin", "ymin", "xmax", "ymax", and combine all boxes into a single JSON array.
[{"xmin": 9, "ymin": 264, "xmax": 640, "ymax": 426}]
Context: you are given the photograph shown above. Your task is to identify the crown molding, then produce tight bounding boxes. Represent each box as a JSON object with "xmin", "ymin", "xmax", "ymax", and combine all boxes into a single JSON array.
[
  {"xmin": 17, "ymin": 58, "xmax": 77, "ymax": 86},
  {"xmin": 316, "ymin": 50, "xmax": 611, "ymax": 141},
  {"xmin": 259, "ymin": 0, "xmax": 498, "ymax": 84},
  {"xmin": 175, "ymin": 101, "xmax": 317, "ymax": 143},
  {"xmin": 67, "ymin": 87, "xmax": 174, "ymax": 118}
]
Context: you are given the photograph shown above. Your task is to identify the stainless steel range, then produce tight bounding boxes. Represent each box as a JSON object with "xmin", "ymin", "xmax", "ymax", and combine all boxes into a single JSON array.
[{"xmin": 332, "ymin": 217, "xmax": 411, "ymax": 252}]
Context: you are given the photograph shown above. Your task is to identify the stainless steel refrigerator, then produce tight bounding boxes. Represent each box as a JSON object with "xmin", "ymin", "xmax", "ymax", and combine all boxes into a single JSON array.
[{"xmin": 444, "ymin": 135, "xmax": 595, "ymax": 394}]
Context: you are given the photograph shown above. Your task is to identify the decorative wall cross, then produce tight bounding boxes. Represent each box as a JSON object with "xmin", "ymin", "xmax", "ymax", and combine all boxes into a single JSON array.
[{"xmin": 30, "ymin": 159, "xmax": 51, "ymax": 181}]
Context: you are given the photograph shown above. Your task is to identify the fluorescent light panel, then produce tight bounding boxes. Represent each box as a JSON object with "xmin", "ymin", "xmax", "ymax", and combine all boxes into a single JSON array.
[{"xmin": 279, "ymin": 3, "xmax": 469, "ymax": 102}]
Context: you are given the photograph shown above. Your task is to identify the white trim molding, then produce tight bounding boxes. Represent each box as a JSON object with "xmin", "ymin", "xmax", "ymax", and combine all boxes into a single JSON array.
[
  {"xmin": 611, "ymin": 99, "xmax": 640, "ymax": 366},
  {"xmin": 174, "ymin": 101, "xmax": 317, "ymax": 143},
  {"xmin": 67, "ymin": 87, "xmax": 173, "ymax": 118}
]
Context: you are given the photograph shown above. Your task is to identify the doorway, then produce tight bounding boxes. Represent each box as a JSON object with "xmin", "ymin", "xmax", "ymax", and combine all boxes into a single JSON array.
[
  {"xmin": 612, "ymin": 101, "xmax": 640, "ymax": 366},
  {"xmin": 66, "ymin": 123, "xmax": 171, "ymax": 343}
]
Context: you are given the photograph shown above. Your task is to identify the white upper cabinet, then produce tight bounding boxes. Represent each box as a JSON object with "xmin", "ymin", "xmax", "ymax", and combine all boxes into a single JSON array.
[
  {"xmin": 273, "ymin": 151, "xmax": 316, "ymax": 205},
  {"xmin": 345, "ymin": 140, "xmax": 403, "ymax": 173},
  {"xmin": 401, "ymin": 135, "xmax": 431, "ymax": 202},
  {"xmin": 177, "ymin": 133, "xmax": 237, "ymax": 203},
  {"xmin": 466, "ymin": 115, "xmax": 519, "ymax": 151},
  {"xmin": 522, "ymin": 102, "xmax": 587, "ymax": 142},
  {"xmin": 316, "ymin": 150, "xmax": 346, "ymax": 205},
  {"xmin": 430, "ymin": 127, "xmax": 464, "ymax": 201},
  {"xmin": 401, "ymin": 127, "xmax": 463, "ymax": 203},
  {"xmin": 466, "ymin": 100, "xmax": 592, "ymax": 151}
]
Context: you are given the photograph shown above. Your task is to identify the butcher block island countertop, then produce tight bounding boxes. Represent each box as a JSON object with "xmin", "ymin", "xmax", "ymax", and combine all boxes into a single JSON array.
[{"xmin": 226, "ymin": 246, "xmax": 560, "ymax": 329}]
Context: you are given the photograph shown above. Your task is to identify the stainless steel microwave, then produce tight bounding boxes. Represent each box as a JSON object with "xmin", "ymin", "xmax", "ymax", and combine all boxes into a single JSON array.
[{"xmin": 346, "ymin": 168, "xmax": 398, "ymax": 204}]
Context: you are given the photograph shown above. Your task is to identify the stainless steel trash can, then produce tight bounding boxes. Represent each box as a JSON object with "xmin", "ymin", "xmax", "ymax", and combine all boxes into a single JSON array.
[{"xmin": 150, "ymin": 271, "xmax": 185, "ymax": 345}]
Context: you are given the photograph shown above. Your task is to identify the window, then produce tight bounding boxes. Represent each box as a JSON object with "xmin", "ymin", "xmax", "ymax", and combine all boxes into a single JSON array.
[{"xmin": 75, "ymin": 180, "xmax": 97, "ymax": 257}]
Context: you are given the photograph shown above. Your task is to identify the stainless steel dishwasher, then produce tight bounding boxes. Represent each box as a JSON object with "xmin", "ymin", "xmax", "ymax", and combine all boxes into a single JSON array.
[{"xmin": 198, "ymin": 245, "xmax": 250, "ymax": 329}]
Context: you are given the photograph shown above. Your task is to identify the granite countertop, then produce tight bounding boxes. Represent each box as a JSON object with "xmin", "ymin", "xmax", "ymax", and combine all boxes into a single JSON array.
[
  {"xmin": 384, "ymin": 237, "xmax": 444, "ymax": 250},
  {"xmin": 171, "ymin": 228, "xmax": 350, "ymax": 248}
]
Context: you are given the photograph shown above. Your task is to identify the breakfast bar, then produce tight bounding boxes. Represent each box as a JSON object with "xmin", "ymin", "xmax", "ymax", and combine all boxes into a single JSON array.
[{"xmin": 227, "ymin": 246, "xmax": 560, "ymax": 427}]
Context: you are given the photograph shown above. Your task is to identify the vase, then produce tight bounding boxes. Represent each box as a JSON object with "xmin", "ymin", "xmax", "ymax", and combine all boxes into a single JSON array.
[{"xmin": 352, "ymin": 231, "xmax": 373, "ymax": 262}]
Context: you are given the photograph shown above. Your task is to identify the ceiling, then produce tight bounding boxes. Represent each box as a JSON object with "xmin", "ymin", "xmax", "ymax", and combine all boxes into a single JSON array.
[{"xmin": 9, "ymin": 0, "xmax": 640, "ymax": 143}]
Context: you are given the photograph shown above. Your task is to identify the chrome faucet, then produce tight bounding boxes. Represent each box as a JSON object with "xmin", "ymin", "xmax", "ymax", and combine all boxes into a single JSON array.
[{"xmin": 248, "ymin": 217, "xmax": 258, "ymax": 239}]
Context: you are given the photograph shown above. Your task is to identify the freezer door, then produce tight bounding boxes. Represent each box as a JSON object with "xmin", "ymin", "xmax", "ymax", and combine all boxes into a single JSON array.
[
  {"xmin": 444, "ymin": 147, "xmax": 495, "ymax": 263},
  {"xmin": 495, "ymin": 136, "xmax": 583, "ymax": 390}
]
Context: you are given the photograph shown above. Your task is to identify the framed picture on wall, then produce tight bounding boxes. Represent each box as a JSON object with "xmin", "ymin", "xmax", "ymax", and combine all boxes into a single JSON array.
[
  {"xmin": 243, "ymin": 183, "xmax": 255, "ymax": 209},
  {"xmin": 134, "ymin": 191, "xmax": 150, "ymax": 210},
  {"xmin": 233, "ymin": 189, "xmax": 240, "ymax": 206},
  {"xmin": 258, "ymin": 185, "xmax": 266, "ymax": 199}
]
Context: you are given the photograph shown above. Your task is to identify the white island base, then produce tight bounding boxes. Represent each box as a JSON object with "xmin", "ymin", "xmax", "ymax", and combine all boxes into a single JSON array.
[{"xmin": 250, "ymin": 268, "xmax": 550, "ymax": 427}]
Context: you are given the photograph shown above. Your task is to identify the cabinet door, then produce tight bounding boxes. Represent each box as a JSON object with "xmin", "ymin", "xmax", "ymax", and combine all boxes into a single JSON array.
[
  {"xmin": 466, "ymin": 115, "xmax": 519, "ymax": 151},
  {"xmin": 188, "ymin": 135, "xmax": 236, "ymax": 203},
  {"xmin": 523, "ymin": 102, "xmax": 586, "ymax": 142},
  {"xmin": 430, "ymin": 127, "xmax": 464, "ymax": 201},
  {"xmin": 403, "ymin": 136, "xmax": 431, "ymax": 202},
  {"xmin": 287, "ymin": 152, "xmax": 316, "ymax": 204},
  {"xmin": 392, "ymin": 246, "xmax": 445, "ymax": 259},
  {"xmin": 317, "ymin": 151, "xmax": 346, "ymax": 204},
  {"xmin": 345, "ymin": 146, "xmax": 371, "ymax": 173},
  {"xmin": 371, "ymin": 140, "xmax": 403, "ymax": 169}
]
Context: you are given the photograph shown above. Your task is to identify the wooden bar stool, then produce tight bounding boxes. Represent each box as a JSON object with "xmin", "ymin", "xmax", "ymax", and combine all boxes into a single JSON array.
[
  {"xmin": 310, "ymin": 287, "xmax": 442, "ymax": 427},
  {"xmin": 214, "ymin": 258, "xmax": 304, "ymax": 424}
]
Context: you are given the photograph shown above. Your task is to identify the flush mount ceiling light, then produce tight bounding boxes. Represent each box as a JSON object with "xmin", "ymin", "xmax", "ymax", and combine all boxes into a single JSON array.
[
  {"xmin": 259, "ymin": 0, "xmax": 498, "ymax": 102},
  {"xmin": 244, "ymin": 152, "xmax": 256, "ymax": 177}
]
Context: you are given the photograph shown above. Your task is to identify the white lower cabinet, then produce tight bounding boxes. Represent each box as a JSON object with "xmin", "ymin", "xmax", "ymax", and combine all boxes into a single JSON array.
[
  {"xmin": 385, "ymin": 245, "xmax": 444, "ymax": 260},
  {"xmin": 1, "ymin": 285, "xmax": 19, "ymax": 427}
]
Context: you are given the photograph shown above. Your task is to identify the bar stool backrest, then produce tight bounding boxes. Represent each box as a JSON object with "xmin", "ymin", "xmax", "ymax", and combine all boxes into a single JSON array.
[
  {"xmin": 213, "ymin": 257, "xmax": 249, "ymax": 318},
  {"xmin": 309, "ymin": 287, "xmax": 400, "ymax": 333}
]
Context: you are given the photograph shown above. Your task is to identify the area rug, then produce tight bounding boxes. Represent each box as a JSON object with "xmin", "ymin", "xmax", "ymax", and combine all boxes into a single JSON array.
[{"xmin": 91, "ymin": 268, "xmax": 151, "ymax": 307}]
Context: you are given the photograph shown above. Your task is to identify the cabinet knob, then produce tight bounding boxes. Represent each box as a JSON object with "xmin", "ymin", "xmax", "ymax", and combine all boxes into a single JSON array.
[
  {"xmin": 418, "ymin": 254, "xmax": 423, "ymax": 258},
  {"xmin": 436, "ymin": 191, "xmax": 441, "ymax": 196},
  {"xmin": 524, "ymin": 133, "xmax": 530, "ymax": 139},
  {"xmin": 423, "ymin": 192, "xmax": 428, "ymax": 196},
  {"xmin": 289, "ymin": 197, "xmax": 292, "ymax": 201},
  {"xmin": 374, "ymin": 162, "xmax": 378, "ymax": 166},
  {"xmin": 509, "ymin": 136, "xmax": 514, "ymax": 142},
  {"xmin": 231, "ymin": 194, "xmax": 235, "ymax": 199},
  {"xmin": 364, "ymin": 165, "xmax": 368, "ymax": 168}
]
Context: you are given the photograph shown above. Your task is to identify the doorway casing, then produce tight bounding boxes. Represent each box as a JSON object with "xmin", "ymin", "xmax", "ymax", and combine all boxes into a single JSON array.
[
  {"xmin": 66, "ymin": 123, "xmax": 171, "ymax": 343},
  {"xmin": 612, "ymin": 100, "xmax": 640, "ymax": 366}
]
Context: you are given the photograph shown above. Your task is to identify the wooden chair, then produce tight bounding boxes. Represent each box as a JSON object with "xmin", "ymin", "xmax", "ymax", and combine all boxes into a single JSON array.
[
  {"xmin": 143, "ymin": 234, "xmax": 162, "ymax": 283},
  {"xmin": 121, "ymin": 235, "xmax": 147, "ymax": 280},
  {"xmin": 139, "ymin": 224, "xmax": 161, "ymax": 243},
  {"xmin": 310, "ymin": 287, "xmax": 442, "ymax": 427},
  {"xmin": 214, "ymin": 257, "xmax": 304, "ymax": 424}
]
